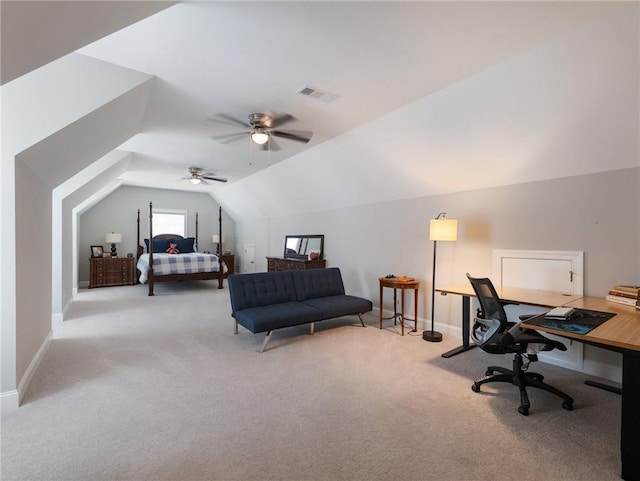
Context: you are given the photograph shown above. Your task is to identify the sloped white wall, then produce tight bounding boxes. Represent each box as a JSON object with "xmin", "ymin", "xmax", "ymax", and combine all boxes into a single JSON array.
[
  {"xmin": 1, "ymin": 55, "xmax": 154, "ymax": 407},
  {"xmin": 1, "ymin": 1, "xmax": 177, "ymax": 84},
  {"xmin": 54, "ymin": 150, "xmax": 133, "ymax": 321},
  {"xmin": 217, "ymin": 6, "xmax": 638, "ymax": 221}
]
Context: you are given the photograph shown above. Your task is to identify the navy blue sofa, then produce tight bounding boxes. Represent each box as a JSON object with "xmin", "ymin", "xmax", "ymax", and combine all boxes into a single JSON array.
[{"xmin": 228, "ymin": 268, "xmax": 372, "ymax": 352}]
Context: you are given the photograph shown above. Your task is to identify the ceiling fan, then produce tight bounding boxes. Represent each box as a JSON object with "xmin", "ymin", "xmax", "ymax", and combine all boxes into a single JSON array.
[
  {"xmin": 183, "ymin": 167, "xmax": 227, "ymax": 185},
  {"xmin": 209, "ymin": 112, "xmax": 313, "ymax": 151}
]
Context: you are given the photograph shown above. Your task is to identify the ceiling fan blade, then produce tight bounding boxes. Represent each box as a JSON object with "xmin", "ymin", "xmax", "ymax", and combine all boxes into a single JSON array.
[
  {"xmin": 208, "ymin": 113, "xmax": 251, "ymax": 128},
  {"xmin": 271, "ymin": 129, "xmax": 313, "ymax": 143},
  {"xmin": 210, "ymin": 132, "xmax": 249, "ymax": 144},
  {"xmin": 269, "ymin": 113, "xmax": 296, "ymax": 129},
  {"xmin": 264, "ymin": 136, "xmax": 280, "ymax": 152},
  {"xmin": 202, "ymin": 175, "xmax": 228, "ymax": 183}
]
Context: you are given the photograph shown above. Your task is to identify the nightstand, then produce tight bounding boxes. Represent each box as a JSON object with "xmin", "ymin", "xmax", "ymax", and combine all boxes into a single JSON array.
[
  {"xmin": 89, "ymin": 257, "xmax": 135, "ymax": 288},
  {"xmin": 221, "ymin": 254, "xmax": 235, "ymax": 277}
]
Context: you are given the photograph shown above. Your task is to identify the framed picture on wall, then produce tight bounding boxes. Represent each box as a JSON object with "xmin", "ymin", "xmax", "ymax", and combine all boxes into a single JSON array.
[{"xmin": 91, "ymin": 245, "xmax": 104, "ymax": 258}]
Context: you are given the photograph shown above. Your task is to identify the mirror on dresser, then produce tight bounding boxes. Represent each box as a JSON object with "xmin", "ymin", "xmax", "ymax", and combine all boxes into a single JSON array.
[{"xmin": 284, "ymin": 234, "xmax": 324, "ymax": 260}]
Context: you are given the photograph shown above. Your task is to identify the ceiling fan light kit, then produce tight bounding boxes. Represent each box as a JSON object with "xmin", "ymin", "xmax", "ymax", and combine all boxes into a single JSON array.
[
  {"xmin": 251, "ymin": 129, "xmax": 269, "ymax": 145},
  {"xmin": 209, "ymin": 112, "xmax": 313, "ymax": 151},
  {"xmin": 183, "ymin": 167, "xmax": 227, "ymax": 185}
]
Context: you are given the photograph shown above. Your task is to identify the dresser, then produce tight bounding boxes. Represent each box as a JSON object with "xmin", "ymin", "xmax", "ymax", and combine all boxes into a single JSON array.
[
  {"xmin": 266, "ymin": 256, "xmax": 326, "ymax": 272},
  {"xmin": 221, "ymin": 254, "xmax": 235, "ymax": 277},
  {"xmin": 89, "ymin": 257, "xmax": 135, "ymax": 288}
]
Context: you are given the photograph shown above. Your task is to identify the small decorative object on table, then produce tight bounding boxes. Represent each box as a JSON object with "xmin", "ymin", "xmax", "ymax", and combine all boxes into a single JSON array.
[{"xmin": 90, "ymin": 245, "xmax": 104, "ymax": 258}]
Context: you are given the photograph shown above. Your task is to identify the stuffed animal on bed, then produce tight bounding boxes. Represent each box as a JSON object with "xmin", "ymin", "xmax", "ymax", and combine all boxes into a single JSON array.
[{"xmin": 166, "ymin": 243, "xmax": 180, "ymax": 254}]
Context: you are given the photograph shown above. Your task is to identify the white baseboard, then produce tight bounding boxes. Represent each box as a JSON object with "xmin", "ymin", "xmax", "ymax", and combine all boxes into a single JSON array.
[
  {"xmin": 52, "ymin": 298, "xmax": 72, "ymax": 329},
  {"xmin": 1, "ymin": 390, "xmax": 19, "ymax": 412},
  {"xmin": 375, "ymin": 308, "xmax": 462, "ymax": 338},
  {"xmin": 16, "ymin": 330, "xmax": 53, "ymax": 406}
]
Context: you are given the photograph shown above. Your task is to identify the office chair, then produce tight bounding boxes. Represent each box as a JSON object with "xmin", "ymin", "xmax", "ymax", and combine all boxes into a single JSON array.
[{"xmin": 466, "ymin": 273, "xmax": 574, "ymax": 415}]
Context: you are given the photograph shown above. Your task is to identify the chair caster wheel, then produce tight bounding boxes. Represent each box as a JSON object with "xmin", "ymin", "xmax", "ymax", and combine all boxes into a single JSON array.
[
  {"xmin": 472, "ymin": 384, "xmax": 480, "ymax": 393},
  {"xmin": 518, "ymin": 406, "xmax": 529, "ymax": 416},
  {"xmin": 562, "ymin": 402, "xmax": 573, "ymax": 411}
]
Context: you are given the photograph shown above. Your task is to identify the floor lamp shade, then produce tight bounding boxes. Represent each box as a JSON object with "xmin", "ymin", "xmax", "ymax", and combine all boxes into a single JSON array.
[
  {"xmin": 429, "ymin": 218, "xmax": 458, "ymax": 242},
  {"xmin": 424, "ymin": 214, "xmax": 458, "ymax": 343}
]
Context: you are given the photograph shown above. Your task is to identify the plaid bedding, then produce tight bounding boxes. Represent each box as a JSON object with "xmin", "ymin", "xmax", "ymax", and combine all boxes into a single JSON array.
[{"xmin": 137, "ymin": 253, "xmax": 223, "ymax": 284}]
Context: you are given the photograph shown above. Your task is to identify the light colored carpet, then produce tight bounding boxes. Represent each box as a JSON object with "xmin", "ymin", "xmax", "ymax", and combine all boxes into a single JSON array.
[{"xmin": 1, "ymin": 281, "xmax": 622, "ymax": 481}]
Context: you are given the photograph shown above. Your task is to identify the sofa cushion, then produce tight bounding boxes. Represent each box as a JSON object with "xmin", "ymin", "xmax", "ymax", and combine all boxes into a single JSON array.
[
  {"xmin": 302, "ymin": 295, "xmax": 373, "ymax": 320},
  {"xmin": 228, "ymin": 271, "xmax": 297, "ymax": 313},
  {"xmin": 292, "ymin": 267, "xmax": 346, "ymax": 301},
  {"xmin": 234, "ymin": 302, "xmax": 322, "ymax": 334}
]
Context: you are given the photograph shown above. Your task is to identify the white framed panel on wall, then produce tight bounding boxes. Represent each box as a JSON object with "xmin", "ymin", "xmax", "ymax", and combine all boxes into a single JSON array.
[
  {"xmin": 493, "ymin": 250, "xmax": 583, "ymax": 295},
  {"xmin": 492, "ymin": 249, "xmax": 584, "ymax": 371}
]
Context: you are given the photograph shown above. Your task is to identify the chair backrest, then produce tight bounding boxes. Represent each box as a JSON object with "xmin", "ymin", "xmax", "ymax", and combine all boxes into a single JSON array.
[
  {"xmin": 466, "ymin": 273, "xmax": 509, "ymax": 347},
  {"xmin": 466, "ymin": 273, "xmax": 508, "ymax": 324}
]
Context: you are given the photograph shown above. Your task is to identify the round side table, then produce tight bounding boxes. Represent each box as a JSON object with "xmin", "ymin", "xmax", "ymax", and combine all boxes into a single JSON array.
[{"xmin": 379, "ymin": 277, "xmax": 420, "ymax": 336}]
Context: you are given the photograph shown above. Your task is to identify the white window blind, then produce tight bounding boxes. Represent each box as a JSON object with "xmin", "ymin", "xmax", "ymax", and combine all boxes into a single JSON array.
[{"xmin": 152, "ymin": 211, "xmax": 186, "ymax": 237}]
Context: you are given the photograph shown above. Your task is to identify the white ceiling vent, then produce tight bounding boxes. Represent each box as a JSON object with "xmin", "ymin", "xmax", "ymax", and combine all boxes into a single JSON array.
[{"xmin": 296, "ymin": 85, "xmax": 339, "ymax": 103}]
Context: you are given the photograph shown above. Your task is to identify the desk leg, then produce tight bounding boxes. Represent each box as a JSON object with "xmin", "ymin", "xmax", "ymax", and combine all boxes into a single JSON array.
[
  {"xmin": 584, "ymin": 380, "xmax": 622, "ymax": 395},
  {"xmin": 441, "ymin": 295, "xmax": 477, "ymax": 358},
  {"xmin": 621, "ymin": 352, "xmax": 640, "ymax": 480}
]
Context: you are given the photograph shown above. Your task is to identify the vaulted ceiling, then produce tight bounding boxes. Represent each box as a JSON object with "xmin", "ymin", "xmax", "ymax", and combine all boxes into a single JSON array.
[{"xmin": 2, "ymin": 1, "xmax": 635, "ymax": 220}]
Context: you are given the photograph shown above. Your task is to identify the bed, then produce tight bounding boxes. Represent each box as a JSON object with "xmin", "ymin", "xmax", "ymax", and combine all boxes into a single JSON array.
[{"xmin": 136, "ymin": 202, "xmax": 226, "ymax": 296}]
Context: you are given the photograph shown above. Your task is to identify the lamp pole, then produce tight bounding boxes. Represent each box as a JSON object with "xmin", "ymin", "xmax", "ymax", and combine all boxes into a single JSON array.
[
  {"xmin": 423, "ymin": 213, "xmax": 458, "ymax": 343},
  {"xmin": 423, "ymin": 238, "xmax": 442, "ymax": 342}
]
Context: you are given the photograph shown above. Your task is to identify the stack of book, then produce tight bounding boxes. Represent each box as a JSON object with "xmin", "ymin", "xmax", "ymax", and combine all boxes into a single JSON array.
[{"xmin": 606, "ymin": 284, "xmax": 640, "ymax": 308}]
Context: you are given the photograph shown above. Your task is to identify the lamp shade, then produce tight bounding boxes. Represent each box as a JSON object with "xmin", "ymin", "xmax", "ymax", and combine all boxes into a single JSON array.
[
  {"xmin": 212, "ymin": 234, "xmax": 220, "ymax": 243},
  {"xmin": 429, "ymin": 219, "xmax": 458, "ymax": 242},
  {"xmin": 105, "ymin": 233, "xmax": 122, "ymax": 244}
]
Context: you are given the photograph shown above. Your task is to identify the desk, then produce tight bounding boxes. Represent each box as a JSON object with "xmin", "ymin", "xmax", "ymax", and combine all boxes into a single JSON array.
[
  {"xmin": 436, "ymin": 283, "xmax": 582, "ymax": 358},
  {"xmin": 437, "ymin": 283, "xmax": 640, "ymax": 480},
  {"xmin": 379, "ymin": 277, "xmax": 420, "ymax": 336},
  {"xmin": 522, "ymin": 298, "xmax": 640, "ymax": 481}
]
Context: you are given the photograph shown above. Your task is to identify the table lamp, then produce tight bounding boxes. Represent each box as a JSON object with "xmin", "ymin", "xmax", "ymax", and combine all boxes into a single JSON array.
[
  {"xmin": 212, "ymin": 234, "xmax": 220, "ymax": 255},
  {"xmin": 105, "ymin": 232, "xmax": 122, "ymax": 257},
  {"xmin": 423, "ymin": 213, "xmax": 458, "ymax": 342}
]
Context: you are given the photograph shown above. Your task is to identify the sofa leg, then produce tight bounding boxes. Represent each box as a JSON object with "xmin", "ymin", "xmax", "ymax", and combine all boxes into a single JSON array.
[
  {"xmin": 234, "ymin": 320, "xmax": 238, "ymax": 334},
  {"xmin": 260, "ymin": 331, "xmax": 273, "ymax": 353},
  {"xmin": 358, "ymin": 313, "xmax": 366, "ymax": 328},
  {"xmin": 310, "ymin": 323, "xmax": 315, "ymax": 335}
]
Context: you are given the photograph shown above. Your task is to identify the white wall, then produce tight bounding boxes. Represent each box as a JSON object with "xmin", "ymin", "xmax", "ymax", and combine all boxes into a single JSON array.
[
  {"xmin": 236, "ymin": 167, "xmax": 638, "ymax": 379},
  {"xmin": 78, "ymin": 186, "xmax": 235, "ymax": 284},
  {"xmin": 14, "ymin": 160, "xmax": 52, "ymax": 400}
]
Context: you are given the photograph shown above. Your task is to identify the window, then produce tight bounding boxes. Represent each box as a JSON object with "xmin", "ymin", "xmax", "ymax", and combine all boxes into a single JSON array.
[{"xmin": 152, "ymin": 211, "xmax": 187, "ymax": 237}]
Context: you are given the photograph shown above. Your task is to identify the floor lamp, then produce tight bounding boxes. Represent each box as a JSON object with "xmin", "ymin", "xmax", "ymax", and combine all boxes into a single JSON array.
[{"xmin": 423, "ymin": 213, "xmax": 458, "ymax": 343}]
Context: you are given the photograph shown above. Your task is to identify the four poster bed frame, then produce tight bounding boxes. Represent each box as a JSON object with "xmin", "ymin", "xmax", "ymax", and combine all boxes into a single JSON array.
[{"xmin": 136, "ymin": 202, "xmax": 225, "ymax": 296}]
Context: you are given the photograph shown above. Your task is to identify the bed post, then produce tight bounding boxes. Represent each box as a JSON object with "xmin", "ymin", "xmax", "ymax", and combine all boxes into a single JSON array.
[
  {"xmin": 195, "ymin": 212, "xmax": 199, "ymax": 252},
  {"xmin": 148, "ymin": 201, "xmax": 154, "ymax": 296},
  {"xmin": 218, "ymin": 206, "xmax": 224, "ymax": 289}
]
